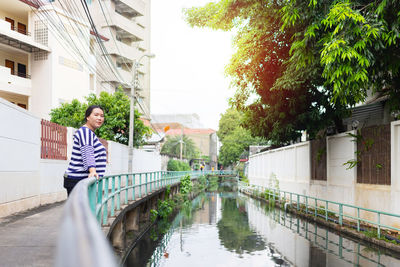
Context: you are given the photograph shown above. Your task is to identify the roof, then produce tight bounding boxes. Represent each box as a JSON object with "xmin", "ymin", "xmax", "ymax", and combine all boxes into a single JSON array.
[{"xmin": 165, "ymin": 128, "xmax": 216, "ymax": 136}]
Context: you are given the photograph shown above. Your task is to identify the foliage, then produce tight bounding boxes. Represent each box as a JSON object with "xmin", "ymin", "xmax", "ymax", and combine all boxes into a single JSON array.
[
  {"xmin": 50, "ymin": 89, "xmax": 152, "ymax": 146},
  {"xmin": 184, "ymin": 0, "xmax": 400, "ymax": 145},
  {"xmin": 180, "ymin": 174, "xmax": 193, "ymax": 196},
  {"xmin": 161, "ymin": 135, "xmax": 200, "ymax": 159},
  {"xmin": 157, "ymin": 199, "xmax": 175, "ymax": 219},
  {"xmin": 217, "ymin": 108, "xmax": 242, "ymax": 142},
  {"xmin": 217, "ymin": 108, "xmax": 266, "ymax": 167},
  {"xmin": 150, "ymin": 209, "xmax": 158, "ymax": 223},
  {"xmin": 343, "ymin": 129, "xmax": 382, "ymax": 170},
  {"xmin": 167, "ymin": 159, "xmax": 191, "ymax": 171}
]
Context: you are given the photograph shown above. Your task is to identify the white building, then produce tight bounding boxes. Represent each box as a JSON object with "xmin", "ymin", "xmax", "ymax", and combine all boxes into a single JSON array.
[
  {"xmin": 0, "ymin": 0, "xmax": 152, "ymax": 120},
  {"xmin": 0, "ymin": 0, "xmax": 96, "ymax": 120},
  {"xmin": 90, "ymin": 0, "xmax": 152, "ymax": 118}
]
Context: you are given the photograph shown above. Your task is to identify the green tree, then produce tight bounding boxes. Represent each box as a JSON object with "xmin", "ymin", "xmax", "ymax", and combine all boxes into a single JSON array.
[
  {"xmin": 161, "ymin": 135, "xmax": 200, "ymax": 159},
  {"xmin": 219, "ymin": 127, "xmax": 255, "ymax": 167},
  {"xmin": 217, "ymin": 108, "xmax": 265, "ymax": 167},
  {"xmin": 50, "ymin": 89, "xmax": 152, "ymax": 147},
  {"xmin": 217, "ymin": 108, "xmax": 241, "ymax": 142},
  {"xmin": 184, "ymin": 0, "xmax": 400, "ymax": 145}
]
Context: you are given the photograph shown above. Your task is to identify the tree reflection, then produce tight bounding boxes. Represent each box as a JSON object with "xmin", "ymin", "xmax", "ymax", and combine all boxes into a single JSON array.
[{"xmin": 217, "ymin": 198, "xmax": 265, "ymax": 254}]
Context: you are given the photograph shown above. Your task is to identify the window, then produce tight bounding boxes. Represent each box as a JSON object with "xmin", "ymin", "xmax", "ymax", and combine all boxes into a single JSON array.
[
  {"xmin": 5, "ymin": 60, "xmax": 14, "ymax": 75},
  {"xmin": 17, "ymin": 22, "xmax": 26, "ymax": 35},
  {"xmin": 5, "ymin": 17, "xmax": 14, "ymax": 30},
  {"xmin": 17, "ymin": 63, "xmax": 26, "ymax": 78}
]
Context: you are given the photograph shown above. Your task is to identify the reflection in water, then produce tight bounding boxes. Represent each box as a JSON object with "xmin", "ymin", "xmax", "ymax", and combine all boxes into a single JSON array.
[
  {"xmin": 217, "ymin": 197, "xmax": 266, "ymax": 254},
  {"xmin": 125, "ymin": 184, "xmax": 400, "ymax": 267}
]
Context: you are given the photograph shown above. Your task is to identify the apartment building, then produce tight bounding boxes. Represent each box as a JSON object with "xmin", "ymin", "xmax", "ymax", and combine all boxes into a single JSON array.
[
  {"xmin": 0, "ymin": 0, "xmax": 95, "ymax": 119},
  {"xmin": 90, "ymin": 0, "xmax": 152, "ymax": 118},
  {"xmin": 0, "ymin": 0, "xmax": 152, "ymax": 120}
]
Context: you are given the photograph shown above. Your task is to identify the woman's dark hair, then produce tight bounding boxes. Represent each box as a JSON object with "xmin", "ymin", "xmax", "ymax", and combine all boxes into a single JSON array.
[{"xmin": 85, "ymin": 105, "xmax": 104, "ymax": 122}]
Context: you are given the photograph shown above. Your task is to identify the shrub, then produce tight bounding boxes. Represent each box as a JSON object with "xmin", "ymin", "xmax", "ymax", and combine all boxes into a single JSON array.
[{"xmin": 167, "ymin": 159, "xmax": 191, "ymax": 171}]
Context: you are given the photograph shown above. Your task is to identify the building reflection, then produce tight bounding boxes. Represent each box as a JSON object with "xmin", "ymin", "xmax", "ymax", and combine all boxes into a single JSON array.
[{"xmin": 245, "ymin": 196, "xmax": 400, "ymax": 267}]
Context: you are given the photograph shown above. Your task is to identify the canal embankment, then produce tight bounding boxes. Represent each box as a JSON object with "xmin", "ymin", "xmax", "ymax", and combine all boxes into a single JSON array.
[{"xmin": 240, "ymin": 184, "xmax": 400, "ymax": 254}]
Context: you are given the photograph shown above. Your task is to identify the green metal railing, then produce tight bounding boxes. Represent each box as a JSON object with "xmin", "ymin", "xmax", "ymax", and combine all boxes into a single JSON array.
[
  {"xmin": 239, "ymin": 182, "xmax": 400, "ymax": 240},
  {"xmin": 88, "ymin": 170, "xmax": 235, "ymax": 226},
  {"xmin": 249, "ymin": 198, "xmax": 386, "ymax": 266}
]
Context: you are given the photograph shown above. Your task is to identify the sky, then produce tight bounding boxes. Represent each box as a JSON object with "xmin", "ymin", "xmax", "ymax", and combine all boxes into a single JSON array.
[{"xmin": 150, "ymin": 0, "xmax": 234, "ymax": 130}]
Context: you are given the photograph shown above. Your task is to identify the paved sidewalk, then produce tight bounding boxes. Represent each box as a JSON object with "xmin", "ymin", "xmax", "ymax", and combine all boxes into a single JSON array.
[{"xmin": 0, "ymin": 202, "xmax": 65, "ymax": 267}]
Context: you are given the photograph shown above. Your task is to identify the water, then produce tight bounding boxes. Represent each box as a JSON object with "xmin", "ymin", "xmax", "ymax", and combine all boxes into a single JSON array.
[{"xmin": 125, "ymin": 184, "xmax": 400, "ymax": 267}]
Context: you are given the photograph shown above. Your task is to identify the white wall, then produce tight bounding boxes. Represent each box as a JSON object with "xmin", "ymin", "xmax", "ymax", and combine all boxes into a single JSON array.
[
  {"xmin": 104, "ymin": 141, "xmax": 162, "ymax": 175},
  {"xmin": 248, "ymin": 127, "xmax": 400, "ymax": 228},
  {"xmin": 0, "ymin": 98, "xmax": 43, "ymax": 217},
  {"xmin": 0, "ymin": 100, "xmax": 162, "ymax": 218},
  {"xmin": 248, "ymin": 142, "xmax": 310, "ymax": 194}
]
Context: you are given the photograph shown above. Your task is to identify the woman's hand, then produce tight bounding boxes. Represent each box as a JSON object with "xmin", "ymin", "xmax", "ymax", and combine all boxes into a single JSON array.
[{"xmin": 88, "ymin": 167, "xmax": 99, "ymax": 179}]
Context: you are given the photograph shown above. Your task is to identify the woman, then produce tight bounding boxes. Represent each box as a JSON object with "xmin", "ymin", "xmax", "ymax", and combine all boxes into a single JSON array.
[{"xmin": 63, "ymin": 105, "xmax": 107, "ymax": 196}]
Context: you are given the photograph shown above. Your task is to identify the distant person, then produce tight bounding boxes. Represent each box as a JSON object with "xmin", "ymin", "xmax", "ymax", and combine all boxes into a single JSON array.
[
  {"xmin": 63, "ymin": 105, "xmax": 107, "ymax": 196},
  {"xmin": 219, "ymin": 166, "xmax": 223, "ymax": 175},
  {"xmin": 200, "ymin": 165, "xmax": 204, "ymax": 171}
]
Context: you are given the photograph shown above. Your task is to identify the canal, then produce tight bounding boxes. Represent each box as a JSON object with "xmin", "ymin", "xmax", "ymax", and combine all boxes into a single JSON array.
[{"xmin": 124, "ymin": 182, "xmax": 400, "ymax": 266}]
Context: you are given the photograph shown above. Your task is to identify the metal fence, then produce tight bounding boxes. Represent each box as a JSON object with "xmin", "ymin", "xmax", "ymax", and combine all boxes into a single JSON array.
[
  {"xmin": 239, "ymin": 182, "xmax": 400, "ymax": 239},
  {"xmin": 56, "ymin": 170, "xmax": 235, "ymax": 267},
  {"xmin": 88, "ymin": 170, "xmax": 236, "ymax": 226},
  {"xmin": 55, "ymin": 177, "xmax": 118, "ymax": 267},
  {"xmin": 40, "ymin": 119, "xmax": 67, "ymax": 160}
]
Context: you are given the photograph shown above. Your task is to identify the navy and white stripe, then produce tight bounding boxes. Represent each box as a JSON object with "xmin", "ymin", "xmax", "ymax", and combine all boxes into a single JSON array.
[{"xmin": 66, "ymin": 126, "xmax": 107, "ymax": 179}]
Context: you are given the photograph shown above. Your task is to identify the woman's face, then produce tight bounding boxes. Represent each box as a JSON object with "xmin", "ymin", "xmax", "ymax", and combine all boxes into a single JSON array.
[{"xmin": 86, "ymin": 108, "xmax": 104, "ymax": 130}]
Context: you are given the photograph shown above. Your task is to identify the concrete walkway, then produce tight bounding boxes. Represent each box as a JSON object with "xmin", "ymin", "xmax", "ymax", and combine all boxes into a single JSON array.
[{"xmin": 0, "ymin": 202, "xmax": 65, "ymax": 267}]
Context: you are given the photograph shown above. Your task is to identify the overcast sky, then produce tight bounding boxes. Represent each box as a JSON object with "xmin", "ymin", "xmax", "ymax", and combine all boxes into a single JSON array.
[{"xmin": 150, "ymin": 0, "xmax": 234, "ymax": 130}]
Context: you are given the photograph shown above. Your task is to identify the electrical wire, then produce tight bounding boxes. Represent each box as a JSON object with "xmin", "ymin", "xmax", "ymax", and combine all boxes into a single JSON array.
[{"xmin": 28, "ymin": 0, "xmax": 125, "ymax": 90}]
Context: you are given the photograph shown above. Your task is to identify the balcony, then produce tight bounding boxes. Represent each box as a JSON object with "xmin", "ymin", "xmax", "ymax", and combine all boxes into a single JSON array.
[
  {"xmin": 0, "ymin": 19, "xmax": 50, "ymax": 53},
  {"xmin": 114, "ymin": 0, "xmax": 145, "ymax": 17},
  {"xmin": 0, "ymin": 65, "xmax": 32, "ymax": 96},
  {"xmin": 117, "ymin": 68, "xmax": 132, "ymax": 84},
  {"xmin": 104, "ymin": 10, "xmax": 144, "ymax": 41},
  {"xmin": 103, "ymin": 39, "xmax": 141, "ymax": 62}
]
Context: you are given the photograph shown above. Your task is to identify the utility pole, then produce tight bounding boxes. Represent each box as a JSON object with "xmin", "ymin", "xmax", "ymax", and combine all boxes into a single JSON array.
[
  {"xmin": 128, "ymin": 53, "xmax": 155, "ymax": 173},
  {"xmin": 180, "ymin": 124, "xmax": 183, "ymax": 160}
]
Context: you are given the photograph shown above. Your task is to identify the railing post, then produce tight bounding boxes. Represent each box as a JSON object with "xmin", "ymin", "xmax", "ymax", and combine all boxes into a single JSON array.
[
  {"xmin": 378, "ymin": 213, "xmax": 381, "ymax": 238},
  {"xmin": 315, "ymin": 199, "xmax": 317, "ymax": 217},
  {"xmin": 325, "ymin": 201, "xmax": 328, "ymax": 221},
  {"xmin": 139, "ymin": 174, "xmax": 142, "ymax": 198},
  {"xmin": 88, "ymin": 182, "xmax": 96, "ymax": 214},
  {"xmin": 145, "ymin": 173, "xmax": 148, "ymax": 195},
  {"xmin": 103, "ymin": 178, "xmax": 109, "ymax": 226},
  {"xmin": 357, "ymin": 208, "xmax": 360, "ymax": 232},
  {"xmin": 117, "ymin": 176, "xmax": 121, "ymax": 211},
  {"xmin": 150, "ymin": 172, "xmax": 152, "ymax": 192},
  {"xmin": 339, "ymin": 204, "xmax": 343, "ymax": 226},
  {"xmin": 125, "ymin": 175, "xmax": 129, "ymax": 204},
  {"xmin": 111, "ymin": 177, "xmax": 115, "ymax": 217},
  {"xmin": 97, "ymin": 179, "xmax": 103, "ymax": 222},
  {"xmin": 305, "ymin": 196, "xmax": 308, "ymax": 214},
  {"xmin": 132, "ymin": 174, "xmax": 136, "ymax": 200}
]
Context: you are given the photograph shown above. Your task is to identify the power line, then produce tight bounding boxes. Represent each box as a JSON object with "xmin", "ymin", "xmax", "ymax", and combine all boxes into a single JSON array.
[{"xmin": 29, "ymin": 0, "xmax": 125, "ymax": 90}]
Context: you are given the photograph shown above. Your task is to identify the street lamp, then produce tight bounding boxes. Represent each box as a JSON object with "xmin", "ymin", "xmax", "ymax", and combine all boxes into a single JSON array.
[{"xmin": 128, "ymin": 53, "xmax": 155, "ymax": 173}]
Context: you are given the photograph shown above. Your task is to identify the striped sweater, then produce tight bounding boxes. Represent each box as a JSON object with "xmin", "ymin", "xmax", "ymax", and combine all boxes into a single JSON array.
[{"xmin": 66, "ymin": 126, "xmax": 107, "ymax": 179}]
